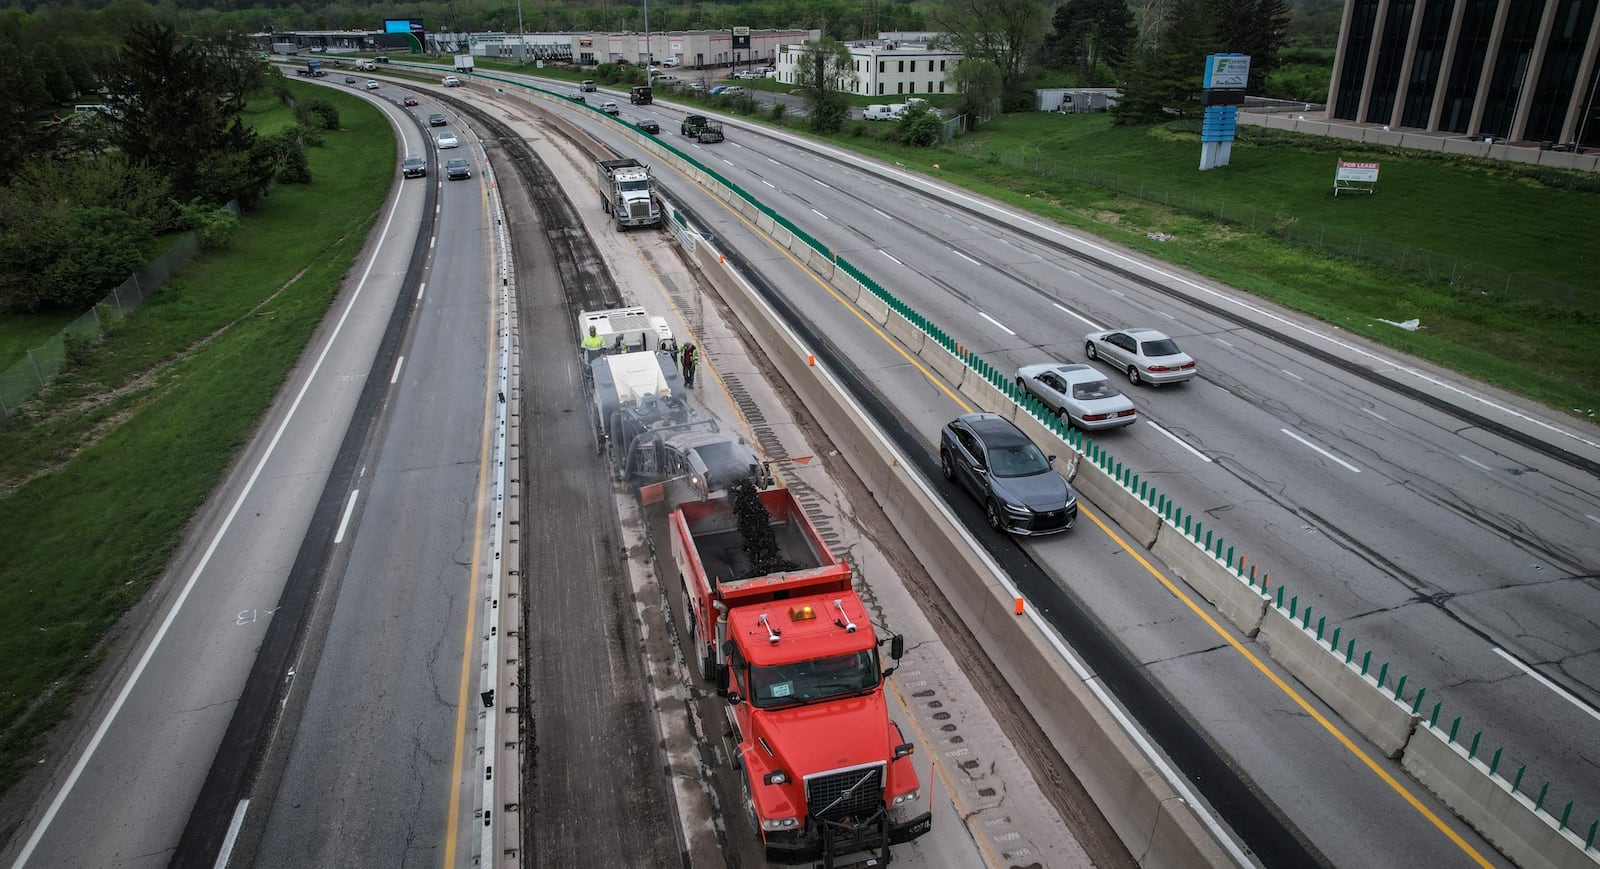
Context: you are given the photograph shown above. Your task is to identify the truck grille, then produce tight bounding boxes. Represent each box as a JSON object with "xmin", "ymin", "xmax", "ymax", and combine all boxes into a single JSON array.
[
  {"xmin": 629, "ymin": 201, "xmax": 653, "ymax": 220},
  {"xmin": 805, "ymin": 763, "xmax": 883, "ymax": 821}
]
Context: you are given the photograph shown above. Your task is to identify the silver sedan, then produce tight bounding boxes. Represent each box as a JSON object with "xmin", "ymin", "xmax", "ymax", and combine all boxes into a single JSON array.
[
  {"xmin": 1084, "ymin": 328, "xmax": 1197, "ymax": 386},
  {"xmin": 1016, "ymin": 363, "xmax": 1138, "ymax": 430}
]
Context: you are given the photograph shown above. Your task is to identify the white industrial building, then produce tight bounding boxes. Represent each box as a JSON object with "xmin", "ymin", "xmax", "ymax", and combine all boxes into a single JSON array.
[
  {"xmin": 434, "ymin": 29, "xmax": 816, "ymax": 70},
  {"xmin": 773, "ymin": 37, "xmax": 962, "ymax": 98}
]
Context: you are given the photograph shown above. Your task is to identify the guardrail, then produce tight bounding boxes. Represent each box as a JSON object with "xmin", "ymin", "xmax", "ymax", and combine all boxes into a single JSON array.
[{"xmin": 459, "ymin": 65, "xmax": 1599, "ymax": 869}]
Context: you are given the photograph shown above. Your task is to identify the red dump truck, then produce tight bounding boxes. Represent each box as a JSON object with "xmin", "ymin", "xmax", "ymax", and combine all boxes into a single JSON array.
[{"xmin": 670, "ymin": 481, "xmax": 931, "ymax": 864}]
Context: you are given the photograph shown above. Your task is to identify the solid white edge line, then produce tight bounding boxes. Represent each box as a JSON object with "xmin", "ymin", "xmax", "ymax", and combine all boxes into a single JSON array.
[
  {"xmin": 390, "ymin": 356, "xmax": 405, "ymax": 385},
  {"xmin": 1492, "ymin": 648, "xmax": 1600, "ymax": 724},
  {"xmin": 1280, "ymin": 428, "xmax": 1362, "ymax": 473},
  {"xmin": 212, "ymin": 799, "xmax": 250, "ymax": 869},
  {"xmin": 1144, "ymin": 421, "xmax": 1213, "ymax": 463},
  {"xmin": 978, "ymin": 312, "xmax": 1016, "ymax": 336},
  {"xmin": 880, "ymin": 250, "xmax": 904, "ymax": 267},
  {"xmin": 333, "ymin": 489, "xmax": 360, "ymax": 545},
  {"xmin": 1051, "ymin": 303, "xmax": 1101, "ymax": 331},
  {"xmin": 10, "ymin": 110, "xmax": 414, "ymax": 867},
  {"xmin": 706, "ymin": 239, "xmax": 1254, "ymax": 867}
]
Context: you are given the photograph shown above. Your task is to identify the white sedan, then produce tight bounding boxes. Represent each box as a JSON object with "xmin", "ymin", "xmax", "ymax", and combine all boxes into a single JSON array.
[
  {"xmin": 364, "ymin": 80, "xmax": 380, "ymax": 90},
  {"xmin": 1084, "ymin": 328, "xmax": 1197, "ymax": 386},
  {"xmin": 436, "ymin": 132, "xmax": 460, "ymax": 149},
  {"xmin": 1016, "ymin": 363, "xmax": 1138, "ymax": 430}
]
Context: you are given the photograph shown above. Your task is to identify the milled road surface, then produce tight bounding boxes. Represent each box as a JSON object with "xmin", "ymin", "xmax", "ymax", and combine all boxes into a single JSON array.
[{"xmin": 483, "ymin": 102, "xmax": 683, "ymax": 866}]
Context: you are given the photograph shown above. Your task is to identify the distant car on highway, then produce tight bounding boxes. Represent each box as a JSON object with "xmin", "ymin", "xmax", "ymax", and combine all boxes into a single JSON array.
[
  {"xmin": 436, "ymin": 131, "xmax": 460, "ymax": 149},
  {"xmin": 1084, "ymin": 328, "xmax": 1197, "ymax": 386},
  {"xmin": 428, "ymin": 112, "xmax": 447, "ymax": 126},
  {"xmin": 569, "ymin": 92, "xmax": 586, "ymax": 103},
  {"xmin": 1016, "ymin": 363, "xmax": 1137, "ymax": 430},
  {"xmin": 939, "ymin": 413, "xmax": 1076, "ymax": 536},
  {"xmin": 364, "ymin": 80, "xmax": 380, "ymax": 90},
  {"xmin": 444, "ymin": 157, "xmax": 471, "ymax": 180},
  {"xmin": 403, "ymin": 96, "xmax": 419, "ymax": 106},
  {"xmin": 344, "ymin": 75, "xmax": 356, "ymax": 84},
  {"xmin": 442, "ymin": 75, "xmax": 462, "ymax": 87},
  {"xmin": 401, "ymin": 155, "xmax": 426, "ymax": 178},
  {"xmin": 600, "ymin": 101, "xmax": 620, "ymax": 114},
  {"xmin": 635, "ymin": 117, "xmax": 660, "ymax": 134}
]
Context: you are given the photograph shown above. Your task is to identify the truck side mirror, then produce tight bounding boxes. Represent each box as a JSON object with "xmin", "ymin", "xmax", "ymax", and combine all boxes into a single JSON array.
[
  {"xmin": 727, "ymin": 691, "xmax": 744, "ymax": 705},
  {"xmin": 890, "ymin": 634, "xmax": 904, "ymax": 661}
]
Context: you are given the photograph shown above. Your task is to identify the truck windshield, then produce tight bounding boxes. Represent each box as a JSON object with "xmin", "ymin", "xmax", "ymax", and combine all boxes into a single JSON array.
[
  {"xmin": 619, "ymin": 179, "xmax": 650, "ymax": 192},
  {"xmin": 748, "ymin": 650, "xmax": 879, "ymax": 708}
]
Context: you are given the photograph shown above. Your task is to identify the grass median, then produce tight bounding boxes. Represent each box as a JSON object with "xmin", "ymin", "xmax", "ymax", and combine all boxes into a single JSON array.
[{"xmin": 0, "ymin": 81, "xmax": 394, "ymax": 794}]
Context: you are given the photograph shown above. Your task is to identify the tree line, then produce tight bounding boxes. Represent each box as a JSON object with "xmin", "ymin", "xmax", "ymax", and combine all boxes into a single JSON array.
[
  {"xmin": 0, "ymin": 4, "xmax": 333, "ymax": 313},
  {"xmin": 787, "ymin": 0, "xmax": 1299, "ymax": 136}
]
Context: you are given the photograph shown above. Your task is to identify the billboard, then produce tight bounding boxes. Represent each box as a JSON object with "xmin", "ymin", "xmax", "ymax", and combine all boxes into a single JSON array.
[
  {"xmin": 732, "ymin": 26, "xmax": 750, "ymax": 51},
  {"xmin": 384, "ymin": 18, "xmax": 424, "ymax": 34}
]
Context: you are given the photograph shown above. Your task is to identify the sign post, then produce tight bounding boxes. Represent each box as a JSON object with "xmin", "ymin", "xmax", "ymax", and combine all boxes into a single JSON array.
[
  {"xmin": 1333, "ymin": 160, "xmax": 1380, "ymax": 196},
  {"xmin": 1200, "ymin": 53, "xmax": 1250, "ymax": 171}
]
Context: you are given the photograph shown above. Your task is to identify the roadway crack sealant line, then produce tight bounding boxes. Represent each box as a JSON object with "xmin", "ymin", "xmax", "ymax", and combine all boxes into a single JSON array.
[
  {"xmin": 682, "ymin": 170, "xmax": 1493, "ymax": 868},
  {"xmin": 751, "ymin": 131, "xmax": 1600, "ymax": 458},
  {"xmin": 9, "ymin": 148, "xmax": 415, "ymax": 869}
]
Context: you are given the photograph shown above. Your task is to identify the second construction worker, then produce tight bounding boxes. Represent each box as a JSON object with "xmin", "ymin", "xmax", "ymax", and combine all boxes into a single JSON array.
[{"xmin": 680, "ymin": 342, "xmax": 698, "ymax": 388}]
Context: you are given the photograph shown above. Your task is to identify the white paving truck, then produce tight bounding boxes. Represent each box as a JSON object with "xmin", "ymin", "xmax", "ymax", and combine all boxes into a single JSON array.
[{"xmin": 579, "ymin": 307, "xmax": 766, "ymax": 497}]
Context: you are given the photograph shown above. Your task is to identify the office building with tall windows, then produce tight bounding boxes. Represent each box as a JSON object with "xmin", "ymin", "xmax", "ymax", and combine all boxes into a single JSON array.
[{"xmin": 1328, "ymin": 0, "xmax": 1600, "ymax": 148}]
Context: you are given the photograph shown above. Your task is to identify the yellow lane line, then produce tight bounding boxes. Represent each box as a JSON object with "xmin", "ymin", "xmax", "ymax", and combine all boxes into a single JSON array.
[{"xmin": 442, "ymin": 182, "xmax": 500, "ymax": 865}]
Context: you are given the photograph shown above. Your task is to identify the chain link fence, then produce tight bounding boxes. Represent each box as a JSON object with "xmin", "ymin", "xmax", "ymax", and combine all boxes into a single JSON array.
[
  {"xmin": 950, "ymin": 143, "xmax": 1595, "ymax": 314},
  {"xmin": 1, "ymin": 232, "xmax": 202, "ymax": 419}
]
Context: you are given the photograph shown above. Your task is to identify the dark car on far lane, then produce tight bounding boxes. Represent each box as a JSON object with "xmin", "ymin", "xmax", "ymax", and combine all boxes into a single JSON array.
[{"xmin": 939, "ymin": 413, "xmax": 1076, "ymax": 535}]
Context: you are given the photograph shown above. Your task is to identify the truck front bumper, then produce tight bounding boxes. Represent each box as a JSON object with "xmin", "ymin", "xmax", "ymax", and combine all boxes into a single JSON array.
[{"xmin": 763, "ymin": 810, "xmax": 932, "ymax": 865}]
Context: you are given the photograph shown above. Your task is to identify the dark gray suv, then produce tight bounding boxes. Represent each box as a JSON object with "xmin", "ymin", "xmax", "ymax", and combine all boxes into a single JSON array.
[
  {"xmin": 401, "ymin": 155, "xmax": 426, "ymax": 178},
  {"xmin": 939, "ymin": 412, "xmax": 1076, "ymax": 535}
]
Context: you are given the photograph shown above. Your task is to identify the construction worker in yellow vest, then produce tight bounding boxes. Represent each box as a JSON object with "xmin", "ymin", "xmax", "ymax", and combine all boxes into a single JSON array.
[{"xmin": 581, "ymin": 325, "xmax": 606, "ymax": 363}]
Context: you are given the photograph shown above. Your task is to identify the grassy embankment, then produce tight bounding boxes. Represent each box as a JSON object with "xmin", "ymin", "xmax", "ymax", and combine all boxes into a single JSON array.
[{"xmin": 0, "ymin": 81, "xmax": 394, "ymax": 793}]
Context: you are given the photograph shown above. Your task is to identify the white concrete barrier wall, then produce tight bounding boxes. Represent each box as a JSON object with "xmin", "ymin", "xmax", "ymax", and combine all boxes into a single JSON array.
[
  {"xmin": 1402, "ymin": 724, "xmax": 1600, "ymax": 869},
  {"xmin": 1150, "ymin": 525, "xmax": 1269, "ymax": 636},
  {"xmin": 1257, "ymin": 606, "xmax": 1417, "ymax": 759}
]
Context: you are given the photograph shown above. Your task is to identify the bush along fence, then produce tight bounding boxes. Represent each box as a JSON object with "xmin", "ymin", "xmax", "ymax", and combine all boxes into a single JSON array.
[
  {"xmin": 467, "ymin": 68, "xmax": 1599, "ymax": 868},
  {"xmin": 0, "ymin": 202, "xmax": 239, "ymax": 419}
]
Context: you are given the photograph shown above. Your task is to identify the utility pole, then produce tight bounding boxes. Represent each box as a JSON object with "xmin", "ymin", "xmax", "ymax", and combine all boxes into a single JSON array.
[{"xmin": 516, "ymin": 0, "xmax": 526, "ymax": 64}]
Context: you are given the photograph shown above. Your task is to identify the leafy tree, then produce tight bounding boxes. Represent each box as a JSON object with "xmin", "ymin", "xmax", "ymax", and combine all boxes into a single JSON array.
[
  {"xmin": 932, "ymin": 0, "xmax": 1047, "ymax": 102},
  {"xmin": 949, "ymin": 58, "xmax": 1003, "ymax": 130},
  {"xmin": 1111, "ymin": 0, "xmax": 1217, "ymax": 124},
  {"xmin": 113, "ymin": 21, "xmax": 273, "ymax": 207},
  {"xmin": 260, "ymin": 127, "xmax": 311, "ymax": 184},
  {"xmin": 1211, "ymin": 0, "xmax": 1292, "ymax": 91},
  {"xmin": 1044, "ymin": 0, "xmax": 1136, "ymax": 84},
  {"xmin": 891, "ymin": 103, "xmax": 944, "ymax": 147},
  {"xmin": 793, "ymin": 36, "xmax": 857, "ymax": 134}
]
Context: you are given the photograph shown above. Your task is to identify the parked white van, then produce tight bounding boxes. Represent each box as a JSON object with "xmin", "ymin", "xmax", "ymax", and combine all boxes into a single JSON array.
[{"xmin": 863, "ymin": 104, "xmax": 898, "ymax": 121}]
